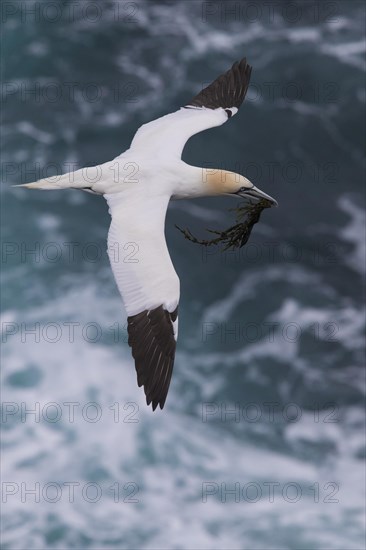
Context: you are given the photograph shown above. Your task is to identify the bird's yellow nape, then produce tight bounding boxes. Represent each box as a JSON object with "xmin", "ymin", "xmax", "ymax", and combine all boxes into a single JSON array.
[{"xmin": 201, "ymin": 168, "xmax": 252, "ymax": 195}]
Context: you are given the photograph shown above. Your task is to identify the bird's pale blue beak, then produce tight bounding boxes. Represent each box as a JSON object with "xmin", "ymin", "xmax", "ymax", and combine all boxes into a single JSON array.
[{"xmin": 237, "ymin": 185, "xmax": 278, "ymax": 207}]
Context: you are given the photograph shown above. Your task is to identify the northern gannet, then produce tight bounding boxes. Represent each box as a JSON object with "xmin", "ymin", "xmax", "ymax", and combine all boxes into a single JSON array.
[{"xmin": 18, "ymin": 58, "xmax": 277, "ymax": 410}]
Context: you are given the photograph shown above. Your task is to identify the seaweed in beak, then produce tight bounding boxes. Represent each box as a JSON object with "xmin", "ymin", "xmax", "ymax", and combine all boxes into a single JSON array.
[{"xmin": 175, "ymin": 197, "xmax": 277, "ymax": 251}]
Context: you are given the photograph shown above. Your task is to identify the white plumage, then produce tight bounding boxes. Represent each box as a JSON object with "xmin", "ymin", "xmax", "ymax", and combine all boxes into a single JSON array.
[{"xmin": 17, "ymin": 58, "xmax": 277, "ymax": 410}]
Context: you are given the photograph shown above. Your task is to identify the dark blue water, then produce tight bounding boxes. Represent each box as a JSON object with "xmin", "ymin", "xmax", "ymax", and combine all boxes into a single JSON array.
[{"xmin": 1, "ymin": 1, "xmax": 365, "ymax": 548}]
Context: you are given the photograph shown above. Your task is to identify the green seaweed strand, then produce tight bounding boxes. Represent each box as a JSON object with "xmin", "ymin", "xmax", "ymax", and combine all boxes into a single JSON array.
[{"xmin": 175, "ymin": 198, "xmax": 272, "ymax": 251}]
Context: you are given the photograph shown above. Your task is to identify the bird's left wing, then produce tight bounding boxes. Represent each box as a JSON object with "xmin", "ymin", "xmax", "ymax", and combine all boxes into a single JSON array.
[
  {"xmin": 129, "ymin": 57, "xmax": 252, "ymax": 158},
  {"xmin": 106, "ymin": 193, "xmax": 179, "ymax": 411}
]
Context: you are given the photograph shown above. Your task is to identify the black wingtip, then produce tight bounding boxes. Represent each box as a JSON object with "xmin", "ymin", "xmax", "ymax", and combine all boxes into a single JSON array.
[
  {"xmin": 186, "ymin": 56, "xmax": 252, "ymax": 111},
  {"xmin": 145, "ymin": 392, "xmax": 164, "ymax": 412},
  {"xmin": 127, "ymin": 305, "xmax": 177, "ymax": 412}
]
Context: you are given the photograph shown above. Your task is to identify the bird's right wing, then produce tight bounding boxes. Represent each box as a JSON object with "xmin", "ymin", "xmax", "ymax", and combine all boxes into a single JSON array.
[{"xmin": 129, "ymin": 58, "xmax": 252, "ymax": 158}]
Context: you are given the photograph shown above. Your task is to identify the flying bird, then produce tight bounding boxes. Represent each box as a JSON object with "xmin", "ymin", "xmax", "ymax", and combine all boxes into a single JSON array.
[{"xmin": 17, "ymin": 58, "xmax": 277, "ymax": 410}]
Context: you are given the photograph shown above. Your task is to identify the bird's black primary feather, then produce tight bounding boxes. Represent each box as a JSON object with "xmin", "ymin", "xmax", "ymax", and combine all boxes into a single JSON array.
[
  {"xmin": 127, "ymin": 305, "xmax": 178, "ymax": 411},
  {"xmin": 186, "ymin": 57, "xmax": 252, "ymax": 111}
]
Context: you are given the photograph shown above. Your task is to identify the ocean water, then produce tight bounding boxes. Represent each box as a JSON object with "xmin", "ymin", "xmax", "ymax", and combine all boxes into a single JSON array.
[{"xmin": 1, "ymin": 1, "xmax": 365, "ymax": 549}]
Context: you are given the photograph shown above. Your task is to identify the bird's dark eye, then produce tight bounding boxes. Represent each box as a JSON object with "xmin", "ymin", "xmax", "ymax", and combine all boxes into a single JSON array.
[
  {"xmin": 239, "ymin": 186, "xmax": 246, "ymax": 192},
  {"xmin": 225, "ymin": 109, "xmax": 232, "ymax": 118}
]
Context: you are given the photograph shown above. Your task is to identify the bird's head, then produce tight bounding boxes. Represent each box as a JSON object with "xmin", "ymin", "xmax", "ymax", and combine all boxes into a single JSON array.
[{"xmin": 203, "ymin": 169, "xmax": 278, "ymax": 206}]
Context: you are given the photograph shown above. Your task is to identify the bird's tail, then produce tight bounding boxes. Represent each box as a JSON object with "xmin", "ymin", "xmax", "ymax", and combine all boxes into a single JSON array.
[{"xmin": 14, "ymin": 166, "xmax": 100, "ymax": 192}]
